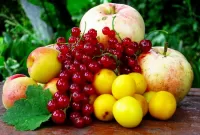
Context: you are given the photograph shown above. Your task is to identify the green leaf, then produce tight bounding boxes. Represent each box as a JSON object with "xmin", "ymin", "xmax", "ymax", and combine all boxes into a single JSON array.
[
  {"xmin": 0, "ymin": 56, "xmax": 5, "ymax": 68},
  {"xmin": 66, "ymin": 0, "xmax": 91, "ymax": 15},
  {"xmin": 6, "ymin": 58, "xmax": 20, "ymax": 70},
  {"xmin": 1, "ymin": 85, "xmax": 52, "ymax": 131}
]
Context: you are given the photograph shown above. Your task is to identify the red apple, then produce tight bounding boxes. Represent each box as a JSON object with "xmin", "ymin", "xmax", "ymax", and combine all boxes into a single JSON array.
[
  {"xmin": 80, "ymin": 3, "xmax": 145, "ymax": 47},
  {"xmin": 138, "ymin": 46, "xmax": 194, "ymax": 103}
]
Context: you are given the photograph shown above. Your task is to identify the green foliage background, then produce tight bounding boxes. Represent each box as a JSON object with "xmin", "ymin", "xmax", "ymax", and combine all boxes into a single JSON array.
[{"xmin": 0, "ymin": 0, "xmax": 199, "ymax": 87}]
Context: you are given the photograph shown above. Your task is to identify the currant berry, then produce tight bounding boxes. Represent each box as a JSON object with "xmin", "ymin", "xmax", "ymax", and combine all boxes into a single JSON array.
[
  {"xmin": 139, "ymin": 39, "xmax": 152, "ymax": 53},
  {"xmin": 56, "ymin": 78, "xmax": 69, "ymax": 93},
  {"xmin": 73, "ymin": 117, "xmax": 85, "ymax": 128},
  {"xmin": 53, "ymin": 91, "xmax": 63, "ymax": 100},
  {"xmin": 83, "ymin": 43, "xmax": 96, "ymax": 56},
  {"xmin": 83, "ymin": 84, "xmax": 96, "ymax": 95},
  {"xmin": 69, "ymin": 83, "xmax": 81, "ymax": 93},
  {"xmin": 102, "ymin": 26, "xmax": 110, "ymax": 35},
  {"xmin": 79, "ymin": 64, "xmax": 87, "ymax": 72},
  {"xmin": 127, "ymin": 58, "xmax": 136, "ymax": 68},
  {"xmin": 68, "ymin": 36, "xmax": 77, "ymax": 44},
  {"xmin": 57, "ymin": 95, "xmax": 70, "ymax": 109},
  {"xmin": 59, "ymin": 44, "xmax": 69, "ymax": 54},
  {"xmin": 83, "ymin": 115, "xmax": 92, "ymax": 125},
  {"xmin": 133, "ymin": 64, "xmax": 142, "ymax": 73},
  {"xmin": 122, "ymin": 37, "xmax": 132, "ymax": 46},
  {"xmin": 88, "ymin": 28, "xmax": 97, "ymax": 38},
  {"xmin": 70, "ymin": 112, "xmax": 81, "ymax": 122},
  {"xmin": 108, "ymin": 30, "xmax": 116, "ymax": 38},
  {"xmin": 108, "ymin": 37, "xmax": 118, "ymax": 46},
  {"xmin": 115, "ymin": 43, "xmax": 124, "ymax": 52},
  {"xmin": 88, "ymin": 61, "xmax": 101, "ymax": 73},
  {"xmin": 57, "ymin": 53, "xmax": 65, "ymax": 63},
  {"xmin": 124, "ymin": 47, "xmax": 136, "ymax": 56},
  {"xmin": 72, "ymin": 72, "xmax": 85, "ymax": 85},
  {"xmin": 52, "ymin": 110, "xmax": 66, "ymax": 124},
  {"xmin": 71, "ymin": 102, "xmax": 82, "ymax": 111},
  {"xmin": 47, "ymin": 99, "xmax": 57, "ymax": 113},
  {"xmin": 71, "ymin": 91, "xmax": 84, "ymax": 102},
  {"xmin": 57, "ymin": 37, "xmax": 66, "ymax": 43},
  {"xmin": 82, "ymin": 55, "xmax": 92, "ymax": 63},
  {"xmin": 59, "ymin": 70, "xmax": 71, "ymax": 80},
  {"xmin": 71, "ymin": 27, "xmax": 81, "ymax": 37},
  {"xmin": 74, "ymin": 51, "xmax": 83, "ymax": 61},
  {"xmin": 84, "ymin": 71, "xmax": 94, "ymax": 83},
  {"xmin": 82, "ymin": 104, "xmax": 94, "ymax": 116}
]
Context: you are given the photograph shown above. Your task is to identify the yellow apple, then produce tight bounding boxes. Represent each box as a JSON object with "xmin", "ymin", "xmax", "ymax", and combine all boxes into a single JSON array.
[
  {"xmin": 2, "ymin": 74, "xmax": 37, "ymax": 109},
  {"xmin": 80, "ymin": 3, "xmax": 145, "ymax": 47},
  {"xmin": 27, "ymin": 47, "xmax": 62, "ymax": 83},
  {"xmin": 138, "ymin": 46, "xmax": 194, "ymax": 103}
]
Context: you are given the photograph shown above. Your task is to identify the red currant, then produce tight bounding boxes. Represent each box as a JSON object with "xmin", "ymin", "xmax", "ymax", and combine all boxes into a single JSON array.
[
  {"xmin": 88, "ymin": 28, "xmax": 97, "ymax": 38},
  {"xmin": 59, "ymin": 70, "xmax": 71, "ymax": 80},
  {"xmin": 57, "ymin": 95, "xmax": 70, "ymax": 109},
  {"xmin": 71, "ymin": 27, "xmax": 81, "ymax": 37},
  {"xmin": 52, "ymin": 110, "xmax": 66, "ymax": 124},
  {"xmin": 56, "ymin": 78, "xmax": 69, "ymax": 93},
  {"xmin": 47, "ymin": 99, "xmax": 57, "ymax": 113},
  {"xmin": 70, "ymin": 112, "xmax": 81, "ymax": 122},
  {"xmin": 71, "ymin": 91, "xmax": 84, "ymax": 102},
  {"xmin": 102, "ymin": 26, "xmax": 110, "ymax": 35},
  {"xmin": 72, "ymin": 72, "xmax": 85, "ymax": 85},
  {"xmin": 53, "ymin": 91, "xmax": 63, "ymax": 100},
  {"xmin": 83, "ymin": 115, "xmax": 92, "ymax": 125},
  {"xmin": 83, "ymin": 84, "xmax": 96, "ymax": 95},
  {"xmin": 108, "ymin": 30, "xmax": 116, "ymax": 38},
  {"xmin": 73, "ymin": 117, "xmax": 85, "ymax": 128},
  {"xmin": 139, "ymin": 39, "xmax": 152, "ymax": 53},
  {"xmin": 69, "ymin": 83, "xmax": 81, "ymax": 93},
  {"xmin": 68, "ymin": 36, "xmax": 77, "ymax": 44},
  {"xmin": 88, "ymin": 61, "xmax": 101, "ymax": 73},
  {"xmin": 57, "ymin": 37, "xmax": 66, "ymax": 43},
  {"xmin": 71, "ymin": 102, "xmax": 82, "ymax": 111},
  {"xmin": 133, "ymin": 64, "xmax": 142, "ymax": 73},
  {"xmin": 82, "ymin": 104, "xmax": 94, "ymax": 116},
  {"xmin": 84, "ymin": 71, "xmax": 94, "ymax": 83}
]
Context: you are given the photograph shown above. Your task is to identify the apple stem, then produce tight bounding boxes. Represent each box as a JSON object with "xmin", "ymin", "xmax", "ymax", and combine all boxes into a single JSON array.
[
  {"xmin": 112, "ymin": 16, "xmax": 122, "ymax": 41},
  {"xmin": 163, "ymin": 42, "xmax": 168, "ymax": 57}
]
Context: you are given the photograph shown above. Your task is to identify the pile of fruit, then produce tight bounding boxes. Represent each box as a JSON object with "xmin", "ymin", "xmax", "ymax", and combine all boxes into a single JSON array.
[{"xmin": 1, "ymin": 3, "xmax": 194, "ymax": 131}]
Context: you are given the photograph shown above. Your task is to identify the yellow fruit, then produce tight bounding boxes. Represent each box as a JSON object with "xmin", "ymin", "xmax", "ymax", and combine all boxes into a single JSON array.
[
  {"xmin": 93, "ymin": 94, "xmax": 116, "ymax": 121},
  {"xmin": 113, "ymin": 96, "xmax": 143, "ymax": 128},
  {"xmin": 93, "ymin": 69, "xmax": 117, "ymax": 94},
  {"xmin": 143, "ymin": 91, "xmax": 156, "ymax": 103},
  {"xmin": 129, "ymin": 72, "xmax": 147, "ymax": 94},
  {"xmin": 149, "ymin": 91, "xmax": 177, "ymax": 120},
  {"xmin": 112, "ymin": 75, "xmax": 136, "ymax": 99},
  {"xmin": 133, "ymin": 94, "xmax": 148, "ymax": 117}
]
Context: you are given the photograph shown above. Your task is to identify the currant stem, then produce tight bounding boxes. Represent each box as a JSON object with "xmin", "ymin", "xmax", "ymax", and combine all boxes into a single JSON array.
[
  {"xmin": 163, "ymin": 42, "xmax": 168, "ymax": 57},
  {"xmin": 112, "ymin": 16, "xmax": 122, "ymax": 41}
]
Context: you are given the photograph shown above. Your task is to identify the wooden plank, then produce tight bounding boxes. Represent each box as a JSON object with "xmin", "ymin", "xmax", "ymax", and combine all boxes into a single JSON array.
[{"xmin": 0, "ymin": 84, "xmax": 200, "ymax": 134}]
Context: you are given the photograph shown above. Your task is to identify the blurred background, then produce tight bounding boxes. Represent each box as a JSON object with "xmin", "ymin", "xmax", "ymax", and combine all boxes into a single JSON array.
[{"xmin": 0, "ymin": 0, "xmax": 199, "ymax": 87}]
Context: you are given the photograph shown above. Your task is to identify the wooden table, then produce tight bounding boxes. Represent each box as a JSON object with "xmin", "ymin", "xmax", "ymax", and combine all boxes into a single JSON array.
[{"xmin": 0, "ymin": 83, "xmax": 200, "ymax": 135}]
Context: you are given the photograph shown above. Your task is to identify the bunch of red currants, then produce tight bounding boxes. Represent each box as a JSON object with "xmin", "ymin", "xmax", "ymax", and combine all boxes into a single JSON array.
[{"xmin": 47, "ymin": 26, "xmax": 152, "ymax": 128}]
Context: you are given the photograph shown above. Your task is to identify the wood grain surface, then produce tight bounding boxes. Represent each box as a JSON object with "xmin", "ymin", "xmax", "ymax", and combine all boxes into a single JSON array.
[{"xmin": 0, "ymin": 83, "xmax": 200, "ymax": 135}]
